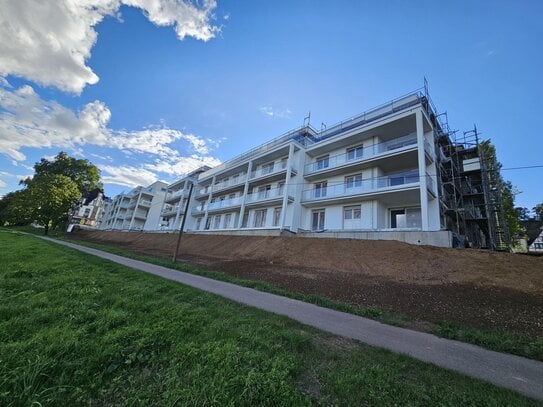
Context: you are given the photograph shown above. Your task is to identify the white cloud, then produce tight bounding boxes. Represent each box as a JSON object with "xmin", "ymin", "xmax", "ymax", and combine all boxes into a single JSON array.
[
  {"xmin": 0, "ymin": 0, "xmax": 219, "ymax": 93},
  {"xmin": 0, "ymin": 179, "xmax": 6, "ymax": 188},
  {"xmin": 0, "ymin": 83, "xmax": 222, "ymax": 187},
  {"xmin": 259, "ymin": 106, "xmax": 292, "ymax": 119},
  {"xmin": 101, "ymin": 165, "xmax": 159, "ymax": 187}
]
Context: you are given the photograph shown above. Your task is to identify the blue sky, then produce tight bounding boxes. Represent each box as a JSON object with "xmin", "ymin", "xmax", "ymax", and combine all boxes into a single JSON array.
[{"xmin": 0, "ymin": 0, "xmax": 542, "ymax": 210}]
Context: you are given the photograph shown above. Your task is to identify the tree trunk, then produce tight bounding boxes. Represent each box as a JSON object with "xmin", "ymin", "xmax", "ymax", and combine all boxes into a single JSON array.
[{"xmin": 44, "ymin": 223, "xmax": 49, "ymax": 235}]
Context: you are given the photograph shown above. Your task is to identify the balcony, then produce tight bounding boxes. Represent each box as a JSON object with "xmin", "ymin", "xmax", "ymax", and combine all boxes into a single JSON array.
[
  {"xmin": 246, "ymin": 186, "xmax": 288, "ymax": 206},
  {"xmin": 250, "ymin": 161, "xmax": 295, "ymax": 181},
  {"xmin": 165, "ymin": 189, "xmax": 186, "ymax": 202},
  {"xmin": 302, "ymin": 170, "xmax": 420, "ymax": 203},
  {"xmin": 304, "ymin": 133, "xmax": 417, "ymax": 176},
  {"xmin": 207, "ymin": 196, "xmax": 244, "ymax": 212},
  {"xmin": 212, "ymin": 175, "xmax": 247, "ymax": 193},
  {"xmin": 161, "ymin": 204, "xmax": 180, "ymax": 217},
  {"xmin": 139, "ymin": 199, "xmax": 152, "ymax": 207}
]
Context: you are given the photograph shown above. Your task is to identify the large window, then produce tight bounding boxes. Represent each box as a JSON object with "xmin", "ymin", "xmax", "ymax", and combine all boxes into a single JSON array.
[
  {"xmin": 343, "ymin": 205, "xmax": 361, "ymax": 229},
  {"xmin": 195, "ymin": 217, "xmax": 202, "ymax": 230},
  {"xmin": 278, "ymin": 181, "xmax": 285, "ymax": 195},
  {"xmin": 316, "ymin": 155, "xmax": 329, "ymax": 170},
  {"xmin": 261, "ymin": 162, "xmax": 274, "ymax": 175},
  {"xmin": 273, "ymin": 207, "xmax": 282, "ymax": 227},
  {"xmin": 241, "ymin": 212, "xmax": 249, "ymax": 228},
  {"xmin": 213, "ymin": 215, "xmax": 221, "ymax": 229},
  {"xmin": 257, "ymin": 185, "xmax": 271, "ymax": 199},
  {"xmin": 312, "ymin": 209, "xmax": 325, "ymax": 231},
  {"xmin": 254, "ymin": 209, "xmax": 267, "ymax": 228},
  {"xmin": 347, "ymin": 145, "xmax": 363, "ymax": 160},
  {"xmin": 314, "ymin": 181, "xmax": 327, "ymax": 198},
  {"xmin": 345, "ymin": 174, "xmax": 363, "ymax": 190},
  {"xmin": 390, "ymin": 207, "xmax": 421, "ymax": 229},
  {"xmin": 224, "ymin": 213, "xmax": 232, "ymax": 228}
]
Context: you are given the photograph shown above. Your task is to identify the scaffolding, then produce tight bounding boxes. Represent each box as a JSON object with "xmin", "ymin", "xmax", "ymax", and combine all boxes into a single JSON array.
[{"xmin": 433, "ymin": 124, "xmax": 510, "ymax": 250}]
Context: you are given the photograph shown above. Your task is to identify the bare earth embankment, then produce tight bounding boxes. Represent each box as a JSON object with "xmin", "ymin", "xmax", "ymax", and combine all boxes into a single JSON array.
[{"xmin": 69, "ymin": 230, "xmax": 543, "ymax": 337}]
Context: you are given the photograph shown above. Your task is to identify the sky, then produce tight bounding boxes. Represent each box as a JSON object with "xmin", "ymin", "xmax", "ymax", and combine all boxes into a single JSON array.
[{"xmin": 0, "ymin": 0, "xmax": 542, "ymax": 210}]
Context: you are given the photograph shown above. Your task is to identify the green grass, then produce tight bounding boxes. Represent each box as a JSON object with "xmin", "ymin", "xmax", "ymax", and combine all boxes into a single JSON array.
[
  {"xmin": 1, "ymin": 230, "xmax": 540, "ymax": 405},
  {"xmin": 26, "ymin": 228, "xmax": 542, "ymax": 362}
]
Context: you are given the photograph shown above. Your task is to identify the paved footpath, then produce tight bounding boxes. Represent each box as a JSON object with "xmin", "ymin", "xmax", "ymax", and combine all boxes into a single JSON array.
[{"xmin": 41, "ymin": 236, "xmax": 543, "ymax": 401}]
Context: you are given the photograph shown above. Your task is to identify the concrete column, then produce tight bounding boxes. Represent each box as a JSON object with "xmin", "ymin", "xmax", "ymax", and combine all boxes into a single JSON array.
[
  {"xmin": 129, "ymin": 192, "xmax": 141, "ymax": 231},
  {"xmin": 237, "ymin": 161, "xmax": 253, "ymax": 228},
  {"xmin": 201, "ymin": 176, "xmax": 215, "ymax": 230},
  {"xmin": 416, "ymin": 110, "xmax": 429, "ymax": 230},
  {"xmin": 280, "ymin": 143, "xmax": 295, "ymax": 229}
]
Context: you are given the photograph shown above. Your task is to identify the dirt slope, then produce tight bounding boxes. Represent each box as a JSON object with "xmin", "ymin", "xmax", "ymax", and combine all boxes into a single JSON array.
[{"xmin": 71, "ymin": 230, "xmax": 543, "ymax": 294}]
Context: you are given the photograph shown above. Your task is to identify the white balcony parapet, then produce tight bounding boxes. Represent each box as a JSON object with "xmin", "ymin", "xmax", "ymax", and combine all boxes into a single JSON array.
[
  {"xmin": 165, "ymin": 189, "xmax": 186, "ymax": 201},
  {"xmin": 302, "ymin": 170, "xmax": 420, "ymax": 202},
  {"xmin": 250, "ymin": 160, "xmax": 291, "ymax": 179},
  {"xmin": 246, "ymin": 186, "xmax": 285, "ymax": 204},
  {"xmin": 139, "ymin": 200, "xmax": 152, "ymax": 207},
  {"xmin": 161, "ymin": 204, "xmax": 180, "ymax": 216},
  {"xmin": 424, "ymin": 139, "xmax": 435, "ymax": 161},
  {"xmin": 426, "ymin": 174, "xmax": 436, "ymax": 197},
  {"xmin": 304, "ymin": 133, "xmax": 417, "ymax": 175},
  {"xmin": 207, "ymin": 196, "xmax": 244, "ymax": 211}
]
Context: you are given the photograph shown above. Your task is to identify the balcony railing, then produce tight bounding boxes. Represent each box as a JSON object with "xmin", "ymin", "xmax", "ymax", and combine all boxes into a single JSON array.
[
  {"xmin": 207, "ymin": 196, "xmax": 244, "ymax": 211},
  {"xmin": 304, "ymin": 133, "xmax": 417, "ymax": 175},
  {"xmin": 139, "ymin": 200, "xmax": 152, "ymax": 207},
  {"xmin": 161, "ymin": 205, "xmax": 180, "ymax": 216},
  {"xmin": 165, "ymin": 189, "xmax": 186, "ymax": 201},
  {"xmin": 426, "ymin": 174, "xmax": 436, "ymax": 196},
  {"xmin": 246, "ymin": 186, "xmax": 285, "ymax": 204},
  {"xmin": 250, "ymin": 160, "xmax": 289, "ymax": 179},
  {"xmin": 302, "ymin": 170, "xmax": 420, "ymax": 202},
  {"xmin": 212, "ymin": 175, "xmax": 247, "ymax": 192}
]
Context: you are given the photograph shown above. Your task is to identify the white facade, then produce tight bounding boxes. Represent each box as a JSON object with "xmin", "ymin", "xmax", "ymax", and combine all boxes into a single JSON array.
[
  {"xmin": 182, "ymin": 92, "xmax": 442, "ymax": 243},
  {"xmin": 529, "ymin": 229, "xmax": 543, "ymax": 252},
  {"xmin": 100, "ymin": 181, "xmax": 168, "ymax": 231}
]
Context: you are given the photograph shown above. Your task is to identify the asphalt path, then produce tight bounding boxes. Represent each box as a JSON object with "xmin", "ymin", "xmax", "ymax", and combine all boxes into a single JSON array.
[{"xmin": 40, "ymin": 236, "xmax": 543, "ymax": 401}]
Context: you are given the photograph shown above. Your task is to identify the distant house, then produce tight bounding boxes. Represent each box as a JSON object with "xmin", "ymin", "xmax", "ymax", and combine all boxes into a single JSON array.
[
  {"xmin": 529, "ymin": 229, "xmax": 543, "ymax": 252},
  {"xmin": 68, "ymin": 188, "xmax": 106, "ymax": 228}
]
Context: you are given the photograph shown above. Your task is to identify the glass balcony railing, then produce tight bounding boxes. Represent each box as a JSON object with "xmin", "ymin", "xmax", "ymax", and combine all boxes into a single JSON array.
[
  {"xmin": 304, "ymin": 133, "xmax": 417, "ymax": 175},
  {"xmin": 139, "ymin": 200, "xmax": 152, "ymax": 207},
  {"xmin": 165, "ymin": 189, "xmax": 186, "ymax": 201},
  {"xmin": 250, "ymin": 160, "xmax": 289, "ymax": 179},
  {"xmin": 161, "ymin": 205, "xmax": 180, "ymax": 216},
  {"xmin": 246, "ymin": 186, "xmax": 285, "ymax": 204},
  {"xmin": 212, "ymin": 175, "xmax": 247, "ymax": 192},
  {"xmin": 207, "ymin": 196, "xmax": 244, "ymax": 211},
  {"xmin": 302, "ymin": 170, "xmax": 420, "ymax": 201}
]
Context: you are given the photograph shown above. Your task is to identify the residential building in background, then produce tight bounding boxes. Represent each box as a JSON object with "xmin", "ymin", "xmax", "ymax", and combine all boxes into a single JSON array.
[
  {"xmin": 100, "ymin": 181, "xmax": 168, "ymax": 231},
  {"xmin": 68, "ymin": 188, "xmax": 107, "ymax": 229}
]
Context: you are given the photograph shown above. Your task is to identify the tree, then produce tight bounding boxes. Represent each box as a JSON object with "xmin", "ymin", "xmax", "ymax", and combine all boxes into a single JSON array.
[
  {"xmin": 534, "ymin": 203, "xmax": 543, "ymax": 221},
  {"xmin": 515, "ymin": 207, "xmax": 531, "ymax": 221},
  {"xmin": 26, "ymin": 175, "xmax": 81, "ymax": 235},
  {"xmin": 479, "ymin": 140, "xmax": 520, "ymax": 240},
  {"xmin": 0, "ymin": 191, "xmax": 33, "ymax": 226},
  {"xmin": 30, "ymin": 151, "xmax": 101, "ymax": 193}
]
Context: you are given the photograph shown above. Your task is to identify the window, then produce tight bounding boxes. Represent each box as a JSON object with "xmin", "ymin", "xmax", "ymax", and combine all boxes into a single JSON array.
[
  {"xmin": 314, "ymin": 181, "xmax": 327, "ymax": 198},
  {"xmin": 280, "ymin": 157, "xmax": 288, "ymax": 169},
  {"xmin": 345, "ymin": 174, "xmax": 363, "ymax": 190},
  {"xmin": 224, "ymin": 213, "xmax": 232, "ymax": 228},
  {"xmin": 205, "ymin": 217, "xmax": 211, "ymax": 230},
  {"xmin": 229, "ymin": 193, "xmax": 236, "ymax": 199},
  {"xmin": 343, "ymin": 205, "xmax": 361, "ymax": 229},
  {"xmin": 278, "ymin": 181, "xmax": 285, "ymax": 195},
  {"xmin": 273, "ymin": 207, "xmax": 282, "ymax": 227},
  {"xmin": 262, "ymin": 162, "xmax": 274, "ymax": 175},
  {"xmin": 232, "ymin": 174, "xmax": 239, "ymax": 184},
  {"xmin": 213, "ymin": 215, "xmax": 221, "ymax": 229},
  {"xmin": 316, "ymin": 155, "xmax": 329, "ymax": 170},
  {"xmin": 195, "ymin": 217, "xmax": 202, "ymax": 230},
  {"xmin": 312, "ymin": 210, "xmax": 325, "ymax": 231},
  {"xmin": 241, "ymin": 212, "xmax": 249, "ymax": 228},
  {"xmin": 257, "ymin": 185, "xmax": 271, "ymax": 199},
  {"xmin": 254, "ymin": 209, "xmax": 267, "ymax": 227},
  {"xmin": 390, "ymin": 207, "xmax": 421, "ymax": 229},
  {"xmin": 347, "ymin": 145, "xmax": 363, "ymax": 160}
]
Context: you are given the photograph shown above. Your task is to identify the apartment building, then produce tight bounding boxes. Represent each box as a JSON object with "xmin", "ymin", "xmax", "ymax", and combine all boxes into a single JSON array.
[
  {"xmin": 179, "ymin": 90, "xmax": 451, "ymax": 246},
  {"xmin": 100, "ymin": 181, "xmax": 168, "ymax": 231},
  {"xmin": 102, "ymin": 88, "xmax": 506, "ymax": 248},
  {"xmin": 68, "ymin": 188, "xmax": 106, "ymax": 228}
]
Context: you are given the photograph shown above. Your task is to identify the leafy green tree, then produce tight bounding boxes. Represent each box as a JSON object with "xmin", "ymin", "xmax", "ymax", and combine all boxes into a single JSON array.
[
  {"xmin": 0, "ymin": 190, "xmax": 33, "ymax": 226},
  {"xmin": 515, "ymin": 207, "xmax": 531, "ymax": 221},
  {"xmin": 479, "ymin": 140, "xmax": 520, "ymax": 241},
  {"xmin": 30, "ymin": 151, "xmax": 101, "ymax": 193},
  {"xmin": 26, "ymin": 175, "xmax": 81, "ymax": 235},
  {"xmin": 534, "ymin": 203, "xmax": 543, "ymax": 221}
]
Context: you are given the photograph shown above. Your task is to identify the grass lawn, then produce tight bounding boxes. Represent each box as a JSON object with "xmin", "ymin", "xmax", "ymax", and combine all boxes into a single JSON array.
[
  {"xmin": 0, "ymin": 230, "xmax": 540, "ymax": 406},
  {"xmin": 24, "ymin": 226, "xmax": 541, "ymax": 362}
]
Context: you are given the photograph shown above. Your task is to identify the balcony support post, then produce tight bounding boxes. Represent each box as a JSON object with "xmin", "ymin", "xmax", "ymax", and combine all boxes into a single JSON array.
[
  {"xmin": 238, "ymin": 161, "xmax": 253, "ymax": 228},
  {"xmin": 128, "ymin": 192, "xmax": 141, "ymax": 231},
  {"xmin": 280, "ymin": 143, "xmax": 295, "ymax": 229},
  {"xmin": 416, "ymin": 109, "xmax": 429, "ymax": 230}
]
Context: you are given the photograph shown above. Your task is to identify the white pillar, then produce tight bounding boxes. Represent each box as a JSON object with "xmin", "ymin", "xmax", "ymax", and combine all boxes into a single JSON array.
[
  {"xmin": 280, "ymin": 144, "xmax": 295, "ymax": 229},
  {"xmin": 238, "ymin": 161, "xmax": 253, "ymax": 228},
  {"xmin": 416, "ymin": 110, "xmax": 429, "ymax": 230}
]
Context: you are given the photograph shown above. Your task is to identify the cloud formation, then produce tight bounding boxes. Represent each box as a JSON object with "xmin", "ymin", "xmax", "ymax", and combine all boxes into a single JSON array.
[
  {"xmin": 0, "ymin": 80, "xmax": 221, "ymax": 186},
  {"xmin": 259, "ymin": 106, "xmax": 292, "ymax": 119},
  {"xmin": 0, "ymin": 0, "xmax": 219, "ymax": 93}
]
